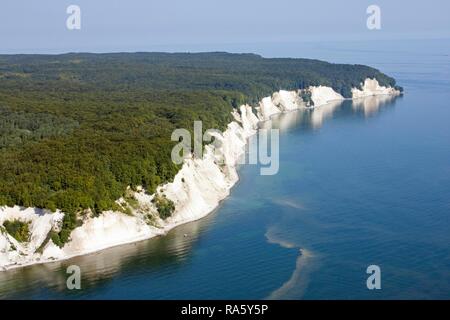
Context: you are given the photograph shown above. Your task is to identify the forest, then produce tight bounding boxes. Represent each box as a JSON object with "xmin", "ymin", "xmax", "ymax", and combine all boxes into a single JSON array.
[{"xmin": 0, "ymin": 52, "xmax": 401, "ymax": 214}]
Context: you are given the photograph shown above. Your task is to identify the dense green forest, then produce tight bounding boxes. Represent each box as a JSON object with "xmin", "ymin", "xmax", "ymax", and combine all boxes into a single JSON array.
[{"xmin": 0, "ymin": 52, "xmax": 401, "ymax": 214}]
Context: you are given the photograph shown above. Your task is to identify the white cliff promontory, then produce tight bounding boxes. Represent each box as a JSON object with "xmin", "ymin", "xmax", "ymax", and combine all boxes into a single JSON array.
[
  {"xmin": 272, "ymin": 90, "xmax": 304, "ymax": 112},
  {"xmin": 309, "ymin": 86, "xmax": 345, "ymax": 106},
  {"xmin": 0, "ymin": 78, "xmax": 401, "ymax": 270},
  {"xmin": 352, "ymin": 78, "xmax": 401, "ymax": 99}
]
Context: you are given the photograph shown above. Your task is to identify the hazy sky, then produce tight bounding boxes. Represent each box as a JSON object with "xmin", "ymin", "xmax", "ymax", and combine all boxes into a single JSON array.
[{"xmin": 0, "ymin": 0, "xmax": 449, "ymax": 53}]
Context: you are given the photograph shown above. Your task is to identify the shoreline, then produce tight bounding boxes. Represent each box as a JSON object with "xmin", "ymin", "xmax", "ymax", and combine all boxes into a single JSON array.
[{"xmin": 0, "ymin": 78, "xmax": 401, "ymax": 271}]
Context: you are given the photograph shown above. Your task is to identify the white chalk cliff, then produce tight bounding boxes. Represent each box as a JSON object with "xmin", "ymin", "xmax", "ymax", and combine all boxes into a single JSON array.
[
  {"xmin": 0, "ymin": 78, "xmax": 401, "ymax": 270},
  {"xmin": 309, "ymin": 86, "xmax": 344, "ymax": 107}
]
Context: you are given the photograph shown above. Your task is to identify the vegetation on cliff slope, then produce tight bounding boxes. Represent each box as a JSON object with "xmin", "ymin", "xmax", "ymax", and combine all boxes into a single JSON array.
[{"xmin": 2, "ymin": 219, "xmax": 30, "ymax": 242}]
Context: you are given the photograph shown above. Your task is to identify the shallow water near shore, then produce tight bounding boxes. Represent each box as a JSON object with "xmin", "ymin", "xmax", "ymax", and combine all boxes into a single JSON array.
[{"xmin": 1, "ymin": 39, "xmax": 449, "ymax": 299}]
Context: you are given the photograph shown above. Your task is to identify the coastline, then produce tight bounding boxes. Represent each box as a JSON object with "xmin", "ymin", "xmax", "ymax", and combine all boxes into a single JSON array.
[{"xmin": 0, "ymin": 78, "xmax": 401, "ymax": 271}]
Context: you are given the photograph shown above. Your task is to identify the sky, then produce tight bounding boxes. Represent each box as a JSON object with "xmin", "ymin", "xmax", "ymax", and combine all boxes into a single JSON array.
[{"xmin": 0, "ymin": 0, "xmax": 449, "ymax": 54}]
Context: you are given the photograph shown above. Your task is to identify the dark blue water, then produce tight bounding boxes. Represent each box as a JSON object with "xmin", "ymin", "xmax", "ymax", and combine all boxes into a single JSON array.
[{"xmin": 1, "ymin": 39, "xmax": 449, "ymax": 299}]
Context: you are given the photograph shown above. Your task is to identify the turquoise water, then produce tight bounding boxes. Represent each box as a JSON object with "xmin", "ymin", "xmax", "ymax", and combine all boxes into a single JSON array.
[{"xmin": 1, "ymin": 39, "xmax": 449, "ymax": 299}]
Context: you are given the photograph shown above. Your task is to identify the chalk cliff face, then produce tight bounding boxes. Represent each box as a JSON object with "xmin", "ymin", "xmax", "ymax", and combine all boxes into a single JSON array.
[
  {"xmin": 309, "ymin": 86, "xmax": 344, "ymax": 107},
  {"xmin": 352, "ymin": 78, "xmax": 401, "ymax": 99},
  {"xmin": 0, "ymin": 78, "xmax": 401, "ymax": 270},
  {"xmin": 273, "ymin": 90, "xmax": 304, "ymax": 112},
  {"xmin": 0, "ymin": 207, "xmax": 64, "ymax": 267}
]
